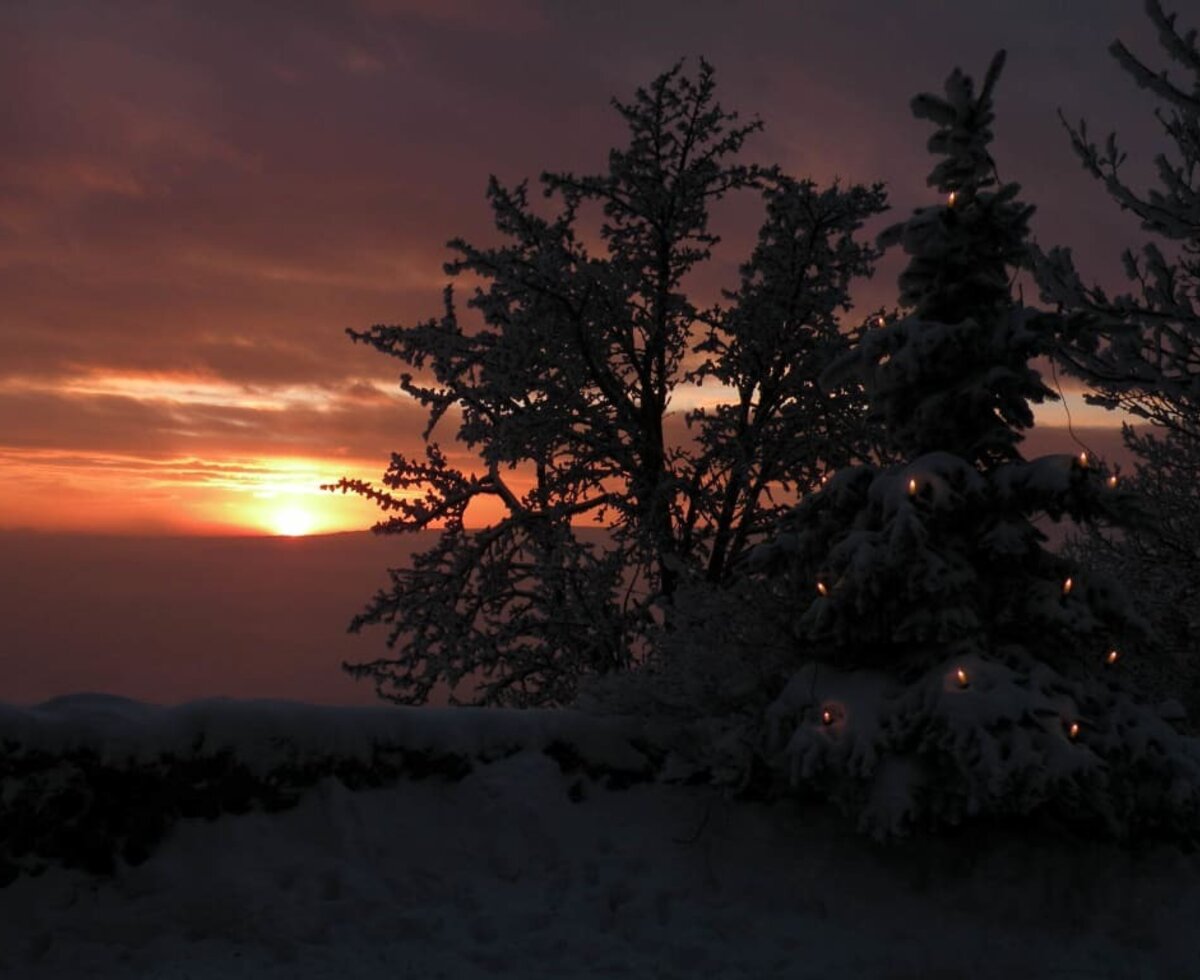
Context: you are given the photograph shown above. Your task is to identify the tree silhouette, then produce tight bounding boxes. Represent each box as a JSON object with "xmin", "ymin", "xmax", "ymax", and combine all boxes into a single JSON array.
[
  {"xmin": 1034, "ymin": 0, "xmax": 1200, "ymax": 714},
  {"xmin": 1034, "ymin": 0, "xmax": 1200, "ymax": 436},
  {"xmin": 758, "ymin": 52, "xmax": 1136, "ymax": 675},
  {"xmin": 329, "ymin": 61, "xmax": 886, "ymax": 706},
  {"xmin": 756, "ymin": 54, "xmax": 1198, "ymax": 840}
]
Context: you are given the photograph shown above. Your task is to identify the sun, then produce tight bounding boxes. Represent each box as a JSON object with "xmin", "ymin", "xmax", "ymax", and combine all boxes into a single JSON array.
[{"xmin": 272, "ymin": 506, "xmax": 315, "ymax": 537}]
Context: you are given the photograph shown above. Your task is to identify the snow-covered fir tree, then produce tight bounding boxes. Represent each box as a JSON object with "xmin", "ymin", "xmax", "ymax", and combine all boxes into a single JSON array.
[
  {"xmin": 329, "ymin": 61, "xmax": 886, "ymax": 706},
  {"xmin": 753, "ymin": 52, "xmax": 1200, "ymax": 840}
]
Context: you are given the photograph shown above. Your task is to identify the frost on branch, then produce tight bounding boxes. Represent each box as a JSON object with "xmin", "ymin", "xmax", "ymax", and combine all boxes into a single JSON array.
[{"xmin": 331, "ymin": 60, "xmax": 886, "ymax": 705}]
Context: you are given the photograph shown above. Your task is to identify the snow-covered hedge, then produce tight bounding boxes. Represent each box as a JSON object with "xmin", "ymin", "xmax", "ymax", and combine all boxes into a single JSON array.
[{"xmin": 0, "ymin": 696, "xmax": 659, "ymax": 887}]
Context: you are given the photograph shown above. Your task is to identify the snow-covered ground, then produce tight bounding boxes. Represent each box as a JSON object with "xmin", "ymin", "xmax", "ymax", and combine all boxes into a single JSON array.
[{"xmin": 2, "ymin": 695, "xmax": 1197, "ymax": 979}]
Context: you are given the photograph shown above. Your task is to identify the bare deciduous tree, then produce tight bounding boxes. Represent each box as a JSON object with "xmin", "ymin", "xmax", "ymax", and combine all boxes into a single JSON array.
[{"xmin": 328, "ymin": 61, "xmax": 886, "ymax": 706}]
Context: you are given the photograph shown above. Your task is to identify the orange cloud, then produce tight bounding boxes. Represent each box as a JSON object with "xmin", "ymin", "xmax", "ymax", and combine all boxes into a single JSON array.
[
  {"xmin": 0, "ymin": 0, "xmax": 1161, "ymax": 537},
  {"xmin": 0, "ymin": 447, "xmax": 387, "ymax": 535}
]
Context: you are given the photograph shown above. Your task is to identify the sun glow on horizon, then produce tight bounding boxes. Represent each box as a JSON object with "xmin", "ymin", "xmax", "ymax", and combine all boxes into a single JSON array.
[{"xmin": 272, "ymin": 506, "xmax": 316, "ymax": 537}]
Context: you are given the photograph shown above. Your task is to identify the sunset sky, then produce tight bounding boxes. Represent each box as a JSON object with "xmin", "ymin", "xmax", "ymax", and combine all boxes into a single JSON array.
[{"xmin": 1, "ymin": 0, "xmax": 1170, "ymax": 537}]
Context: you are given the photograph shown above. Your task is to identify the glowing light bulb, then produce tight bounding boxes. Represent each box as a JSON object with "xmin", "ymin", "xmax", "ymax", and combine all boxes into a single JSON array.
[
  {"xmin": 907, "ymin": 478, "xmax": 918, "ymax": 496},
  {"xmin": 821, "ymin": 708, "xmax": 834, "ymax": 726},
  {"xmin": 876, "ymin": 315, "xmax": 886, "ymax": 328},
  {"xmin": 816, "ymin": 581, "xmax": 829, "ymax": 597},
  {"xmin": 1078, "ymin": 451, "xmax": 1089, "ymax": 467},
  {"xmin": 948, "ymin": 191, "xmax": 957, "ymax": 206},
  {"xmin": 1106, "ymin": 649, "xmax": 1120, "ymax": 665},
  {"xmin": 955, "ymin": 667, "xmax": 969, "ymax": 688},
  {"xmin": 1062, "ymin": 577, "xmax": 1074, "ymax": 596},
  {"xmin": 1107, "ymin": 474, "xmax": 1119, "ymax": 488},
  {"xmin": 1067, "ymin": 721, "xmax": 1081, "ymax": 740}
]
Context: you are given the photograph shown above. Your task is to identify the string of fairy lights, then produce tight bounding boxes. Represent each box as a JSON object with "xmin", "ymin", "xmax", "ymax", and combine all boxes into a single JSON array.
[
  {"xmin": 805, "ymin": 187, "xmax": 1130, "ymax": 743},
  {"xmin": 809, "ymin": 451, "xmax": 1125, "ymax": 742}
]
